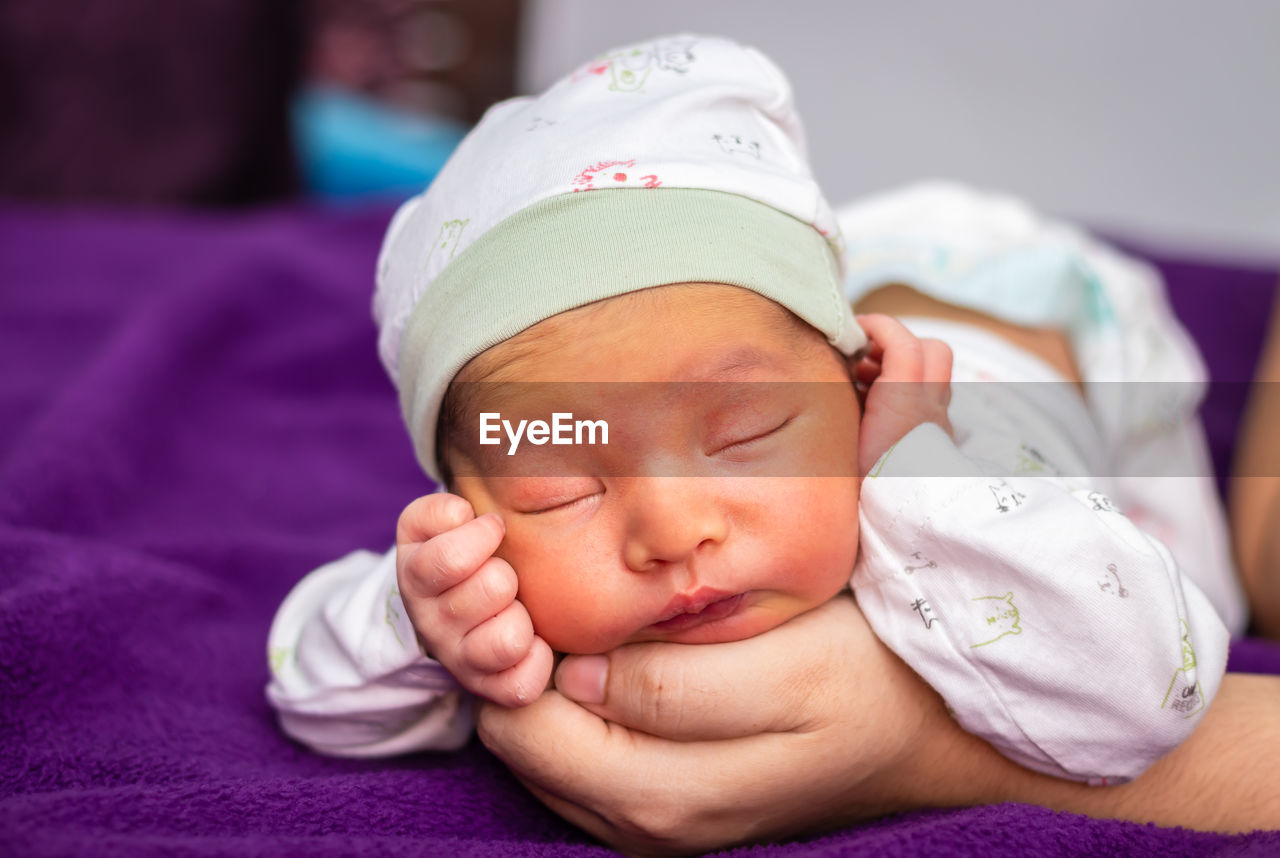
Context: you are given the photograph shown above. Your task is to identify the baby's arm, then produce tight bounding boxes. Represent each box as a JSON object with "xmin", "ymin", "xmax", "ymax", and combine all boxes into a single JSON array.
[
  {"xmin": 266, "ymin": 544, "xmax": 473, "ymax": 756},
  {"xmin": 266, "ymin": 494, "xmax": 555, "ymax": 757},
  {"xmin": 851, "ymin": 323, "xmax": 1229, "ymax": 783}
]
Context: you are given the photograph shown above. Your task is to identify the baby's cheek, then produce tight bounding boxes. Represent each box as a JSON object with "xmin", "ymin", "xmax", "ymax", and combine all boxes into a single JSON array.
[
  {"xmin": 782, "ymin": 477, "xmax": 861, "ymax": 595},
  {"xmin": 516, "ymin": 574, "xmax": 635, "ymax": 655}
]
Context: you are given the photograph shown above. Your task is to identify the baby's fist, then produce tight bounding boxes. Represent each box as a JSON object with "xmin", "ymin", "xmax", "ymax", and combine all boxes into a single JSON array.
[
  {"xmin": 395, "ymin": 493, "xmax": 553, "ymax": 707},
  {"xmin": 853, "ymin": 314, "xmax": 954, "ymax": 476}
]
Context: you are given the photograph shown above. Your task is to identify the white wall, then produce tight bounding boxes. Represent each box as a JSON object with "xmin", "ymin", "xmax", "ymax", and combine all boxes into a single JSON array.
[{"xmin": 519, "ymin": 0, "xmax": 1280, "ymax": 263}]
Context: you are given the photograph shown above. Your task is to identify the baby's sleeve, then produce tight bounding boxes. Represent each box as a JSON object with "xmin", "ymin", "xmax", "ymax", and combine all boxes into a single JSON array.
[
  {"xmin": 852, "ymin": 422, "xmax": 1229, "ymax": 785},
  {"xmin": 266, "ymin": 547, "xmax": 473, "ymax": 756}
]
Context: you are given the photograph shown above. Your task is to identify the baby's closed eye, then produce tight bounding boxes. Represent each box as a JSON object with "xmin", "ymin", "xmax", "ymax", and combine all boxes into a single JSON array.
[
  {"xmin": 712, "ymin": 415, "xmax": 795, "ymax": 455},
  {"xmin": 505, "ymin": 478, "xmax": 604, "ymax": 515}
]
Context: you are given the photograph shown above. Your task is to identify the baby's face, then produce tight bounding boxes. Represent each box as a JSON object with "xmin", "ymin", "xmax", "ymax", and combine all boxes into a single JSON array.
[{"xmin": 445, "ymin": 284, "xmax": 861, "ymax": 654}]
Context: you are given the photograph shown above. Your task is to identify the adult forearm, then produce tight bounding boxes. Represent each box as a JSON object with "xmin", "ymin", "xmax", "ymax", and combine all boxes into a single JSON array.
[
  {"xmin": 1231, "ymin": 284, "xmax": 1280, "ymax": 638},
  {"xmin": 906, "ymin": 672, "xmax": 1280, "ymax": 832},
  {"xmin": 1232, "ymin": 482, "xmax": 1280, "ymax": 638}
]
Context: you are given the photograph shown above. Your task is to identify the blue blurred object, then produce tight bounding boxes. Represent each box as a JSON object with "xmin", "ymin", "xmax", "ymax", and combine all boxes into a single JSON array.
[{"xmin": 292, "ymin": 85, "xmax": 468, "ymax": 200}]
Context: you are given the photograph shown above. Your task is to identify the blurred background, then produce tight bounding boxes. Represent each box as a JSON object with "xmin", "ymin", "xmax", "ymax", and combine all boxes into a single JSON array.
[{"xmin": 2, "ymin": 0, "xmax": 1276, "ymax": 261}]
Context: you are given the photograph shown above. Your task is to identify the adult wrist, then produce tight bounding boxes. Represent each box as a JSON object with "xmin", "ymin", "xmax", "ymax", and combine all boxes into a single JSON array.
[{"xmin": 870, "ymin": 668, "xmax": 1048, "ymax": 813}]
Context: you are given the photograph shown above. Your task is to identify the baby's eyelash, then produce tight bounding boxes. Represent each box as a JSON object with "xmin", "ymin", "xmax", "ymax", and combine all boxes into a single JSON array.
[
  {"xmin": 525, "ymin": 492, "xmax": 597, "ymax": 515},
  {"xmin": 722, "ymin": 417, "xmax": 793, "ymax": 451}
]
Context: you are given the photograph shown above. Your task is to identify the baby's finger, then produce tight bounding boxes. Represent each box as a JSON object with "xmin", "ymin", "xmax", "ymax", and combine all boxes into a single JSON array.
[
  {"xmin": 458, "ymin": 598, "xmax": 536, "ymax": 674},
  {"xmin": 439, "ymin": 555, "xmax": 520, "ymax": 630},
  {"xmin": 854, "ymin": 354, "xmax": 882, "ymax": 387},
  {"xmin": 400, "ymin": 513, "xmax": 506, "ymax": 599},
  {"xmin": 859, "ymin": 339, "xmax": 885, "ymax": 362},
  {"xmin": 474, "ymin": 635, "xmax": 555, "ymax": 707},
  {"xmin": 920, "ymin": 338, "xmax": 953, "ymax": 385},
  {"xmin": 920, "ymin": 338, "xmax": 955, "ymax": 436},
  {"xmin": 396, "ymin": 493, "xmax": 474, "ymax": 549},
  {"xmin": 855, "ymin": 314, "xmax": 924, "ymax": 382}
]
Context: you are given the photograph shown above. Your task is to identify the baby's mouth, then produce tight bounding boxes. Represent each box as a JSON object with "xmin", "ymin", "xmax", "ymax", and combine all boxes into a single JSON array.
[{"xmin": 650, "ymin": 591, "xmax": 747, "ymax": 632}]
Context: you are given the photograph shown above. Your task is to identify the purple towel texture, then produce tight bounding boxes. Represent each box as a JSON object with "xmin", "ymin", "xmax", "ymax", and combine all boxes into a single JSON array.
[{"xmin": 1, "ymin": 203, "xmax": 1277, "ymax": 856}]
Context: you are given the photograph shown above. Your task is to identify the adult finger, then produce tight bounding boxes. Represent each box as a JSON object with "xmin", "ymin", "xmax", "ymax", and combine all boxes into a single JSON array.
[
  {"xmin": 478, "ymin": 694, "xmax": 650, "ymax": 851},
  {"xmin": 506, "ymin": 776, "xmax": 614, "ymax": 853},
  {"xmin": 551, "ymin": 594, "xmax": 873, "ymax": 740},
  {"xmin": 478, "ymin": 684, "xmax": 924, "ymax": 857},
  {"xmin": 477, "ymin": 691, "xmax": 803, "ymax": 854}
]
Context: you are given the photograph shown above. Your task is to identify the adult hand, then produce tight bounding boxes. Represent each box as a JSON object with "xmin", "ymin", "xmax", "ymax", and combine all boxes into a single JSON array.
[
  {"xmin": 481, "ymin": 593, "xmax": 1280, "ymax": 855},
  {"xmin": 476, "ymin": 593, "xmax": 994, "ymax": 856}
]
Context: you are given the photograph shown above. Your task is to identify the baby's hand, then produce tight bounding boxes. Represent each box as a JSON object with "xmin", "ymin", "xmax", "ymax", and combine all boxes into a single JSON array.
[
  {"xmin": 395, "ymin": 493, "xmax": 553, "ymax": 707},
  {"xmin": 853, "ymin": 314, "xmax": 954, "ymax": 477}
]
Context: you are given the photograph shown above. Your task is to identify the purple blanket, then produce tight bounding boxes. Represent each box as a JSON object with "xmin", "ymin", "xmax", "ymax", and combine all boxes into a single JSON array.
[{"xmin": 2, "ymin": 203, "xmax": 1278, "ymax": 856}]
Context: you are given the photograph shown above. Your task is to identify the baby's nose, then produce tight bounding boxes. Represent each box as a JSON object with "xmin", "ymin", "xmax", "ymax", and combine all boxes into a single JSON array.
[{"xmin": 621, "ymin": 477, "xmax": 728, "ymax": 573}]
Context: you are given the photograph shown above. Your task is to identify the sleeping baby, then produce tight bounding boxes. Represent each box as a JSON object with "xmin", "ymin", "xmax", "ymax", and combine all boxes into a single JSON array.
[{"xmin": 266, "ymin": 34, "xmax": 1242, "ymax": 788}]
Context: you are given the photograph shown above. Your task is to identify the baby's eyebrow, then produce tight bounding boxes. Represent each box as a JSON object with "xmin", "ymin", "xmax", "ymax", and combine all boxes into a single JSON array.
[
  {"xmin": 457, "ymin": 347, "xmax": 787, "ymax": 419},
  {"xmin": 692, "ymin": 346, "xmax": 783, "ymax": 381}
]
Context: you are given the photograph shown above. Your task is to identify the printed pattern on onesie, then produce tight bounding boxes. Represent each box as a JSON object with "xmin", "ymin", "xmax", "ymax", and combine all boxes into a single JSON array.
[{"xmin": 851, "ymin": 402, "xmax": 1230, "ymax": 785}]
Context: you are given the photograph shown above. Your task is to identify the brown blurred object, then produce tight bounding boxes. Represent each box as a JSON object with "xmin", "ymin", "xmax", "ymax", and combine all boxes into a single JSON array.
[
  {"xmin": 1230, "ymin": 279, "xmax": 1280, "ymax": 639},
  {"xmin": 0, "ymin": 0, "xmax": 303, "ymax": 206},
  {"xmin": 306, "ymin": 0, "xmax": 521, "ymax": 124}
]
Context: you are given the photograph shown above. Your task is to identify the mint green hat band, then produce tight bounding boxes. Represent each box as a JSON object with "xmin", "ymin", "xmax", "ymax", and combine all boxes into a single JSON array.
[{"xmin": 399, "ymin": 187, "xmax": 865, "ymax": 484}]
